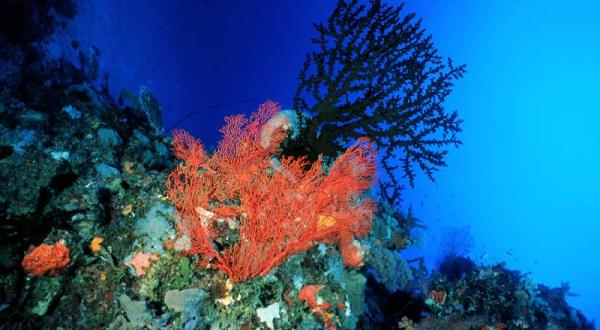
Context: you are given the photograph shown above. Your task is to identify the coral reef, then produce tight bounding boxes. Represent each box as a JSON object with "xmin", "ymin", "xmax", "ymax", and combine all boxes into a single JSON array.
[
  {"xmin": 0, "ymin": 14, "xmax": 173, "ymax": 325},
  {"xmin": 417, "ymin": 258, "xmax": 596, "ymax": 330},
  {"xmin": 0, "ymin": 1, "xmax": 594, "ymax": 329}
]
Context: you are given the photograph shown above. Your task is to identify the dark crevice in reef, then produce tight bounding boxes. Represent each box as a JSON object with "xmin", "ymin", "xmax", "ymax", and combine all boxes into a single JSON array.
[
  {"xmin": 0, "ymin": 145, "xmax": 14, "ymax": 160},
  {"xmin": 34, "ymin": 171, "xmax": 79, "ymax": 217},
  {"xmin": 96, "ymin": 187, "xmax": 114, "ymax": 226},
  {"xmin": 48, "ymin": 172, "xmax": 79, "ymax": 196},
  {"xmin": 34, "ymin": 187, "xmax": 53, "ymax": 218},
  {"xmin": 363, "ymin": 275, "xmax": 426, "ymax": 329},
  {"xmin": 120, "ymin": 180, "xmax": 131, "ymax": 190},
  {"xmin": 16, "ymin": 213, "xmax": 72, "ymax": 247}
]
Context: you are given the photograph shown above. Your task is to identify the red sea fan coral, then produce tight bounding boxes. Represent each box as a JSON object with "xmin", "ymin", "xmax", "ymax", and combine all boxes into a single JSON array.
[
  {"xmin": 21, "ymin": 240, "xmax": 70, "ymax": 276},
  {"xmin": 167, "ymin": 100, "xmax": 377, "ymax": 282}
]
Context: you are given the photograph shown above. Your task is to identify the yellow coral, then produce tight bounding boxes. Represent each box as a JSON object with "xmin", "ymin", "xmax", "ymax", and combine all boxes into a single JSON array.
[
  {"xmin": 122, "ymin": 204, "xmax": 133, "ymax": 217},
  {"xmin": 123, "ymin": 161, "xmax": 135, "ymax": 174},
  {"xmin": 216, "ymin": 279, "xmax": 234, "ymax": 306},
  {"xmin": 90, "ymin": 237, "xmax": 104, "ymax": 253},
  {"xmin": 317, "ymin": 215, "xmax": 336, "ymax": 231}
]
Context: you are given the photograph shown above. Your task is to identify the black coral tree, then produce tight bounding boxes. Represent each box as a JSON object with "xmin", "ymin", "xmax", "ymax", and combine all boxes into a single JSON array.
[{"xmin": 290, "ymin": 0, "xmax": 466, "ymax": 190}]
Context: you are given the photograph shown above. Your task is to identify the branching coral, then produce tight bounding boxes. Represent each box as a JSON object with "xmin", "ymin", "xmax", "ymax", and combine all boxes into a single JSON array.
[
  {"xmin": 167, "ymin": 100, "xmax": 377, "ymax": 282},
  {"xmin": 290, "ymin": 0, "xmax": 465, "ymax": 189}
]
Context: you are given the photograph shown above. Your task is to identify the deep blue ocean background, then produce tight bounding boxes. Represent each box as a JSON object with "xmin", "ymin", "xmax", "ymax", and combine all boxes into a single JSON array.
[{"xmin": 57, "ymin": 0, "xmax": 600, "ymax": 321}]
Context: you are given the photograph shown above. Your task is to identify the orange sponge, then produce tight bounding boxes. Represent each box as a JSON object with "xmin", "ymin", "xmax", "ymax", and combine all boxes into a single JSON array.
[{"xmin": 22, "ymin": 240, "xmax": 70, "ymax": 276}]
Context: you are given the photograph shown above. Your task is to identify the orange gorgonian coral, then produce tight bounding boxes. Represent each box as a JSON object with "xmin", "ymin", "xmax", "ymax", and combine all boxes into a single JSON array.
[
  {"xmin": 167, "ymin": 100, "xmax": 377, "ymax": 282},
  {"xmin": 21, "ymin": 240, "xmax": 70, "ymax": 276}
]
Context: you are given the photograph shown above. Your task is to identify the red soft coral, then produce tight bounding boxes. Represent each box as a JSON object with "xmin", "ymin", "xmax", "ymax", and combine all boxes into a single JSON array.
[{"xmin": 167, "ymin": 100, "xmax": 377, "ymax": 282}]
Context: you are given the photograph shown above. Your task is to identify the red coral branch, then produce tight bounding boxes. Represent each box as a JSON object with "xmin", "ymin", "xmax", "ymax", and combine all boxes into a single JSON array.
[{"xmin": 167, "ymin": 100, "xmax": 377, "ymax": 282}]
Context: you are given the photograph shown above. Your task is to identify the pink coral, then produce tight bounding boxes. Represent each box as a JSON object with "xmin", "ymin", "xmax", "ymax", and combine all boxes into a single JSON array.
[{"xmin": 126, "ymin": 252, "xmax": 157, "ymax": 276}]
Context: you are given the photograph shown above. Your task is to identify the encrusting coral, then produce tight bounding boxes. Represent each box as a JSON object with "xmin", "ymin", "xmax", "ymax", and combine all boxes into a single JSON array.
[
  {"xmin": 167, "ymin": 100, "xmax": 377, "ymax": 282},
  {"xmin": 89, "ymin": 237, "xmax": 104, "ymax": 253},
  {"xmin": 127, "ymin": 252, "xmax": 158, "ymax": 276}
]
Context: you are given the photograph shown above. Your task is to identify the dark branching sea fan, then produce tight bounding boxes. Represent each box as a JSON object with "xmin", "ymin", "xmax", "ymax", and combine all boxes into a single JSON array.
[{"xmin": 289, "ymin": 0, "xmax": 466, "ymax": 191}]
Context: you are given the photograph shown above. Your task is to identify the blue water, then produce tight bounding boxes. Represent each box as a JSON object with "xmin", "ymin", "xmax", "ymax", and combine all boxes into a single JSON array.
[
  {"xmin": 63, "ymin": 0, "xmax": 600, "ymax": 320},
  {"xmin": 400, "ymin": 0, "xmax": 600, "ymax": 321}
]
